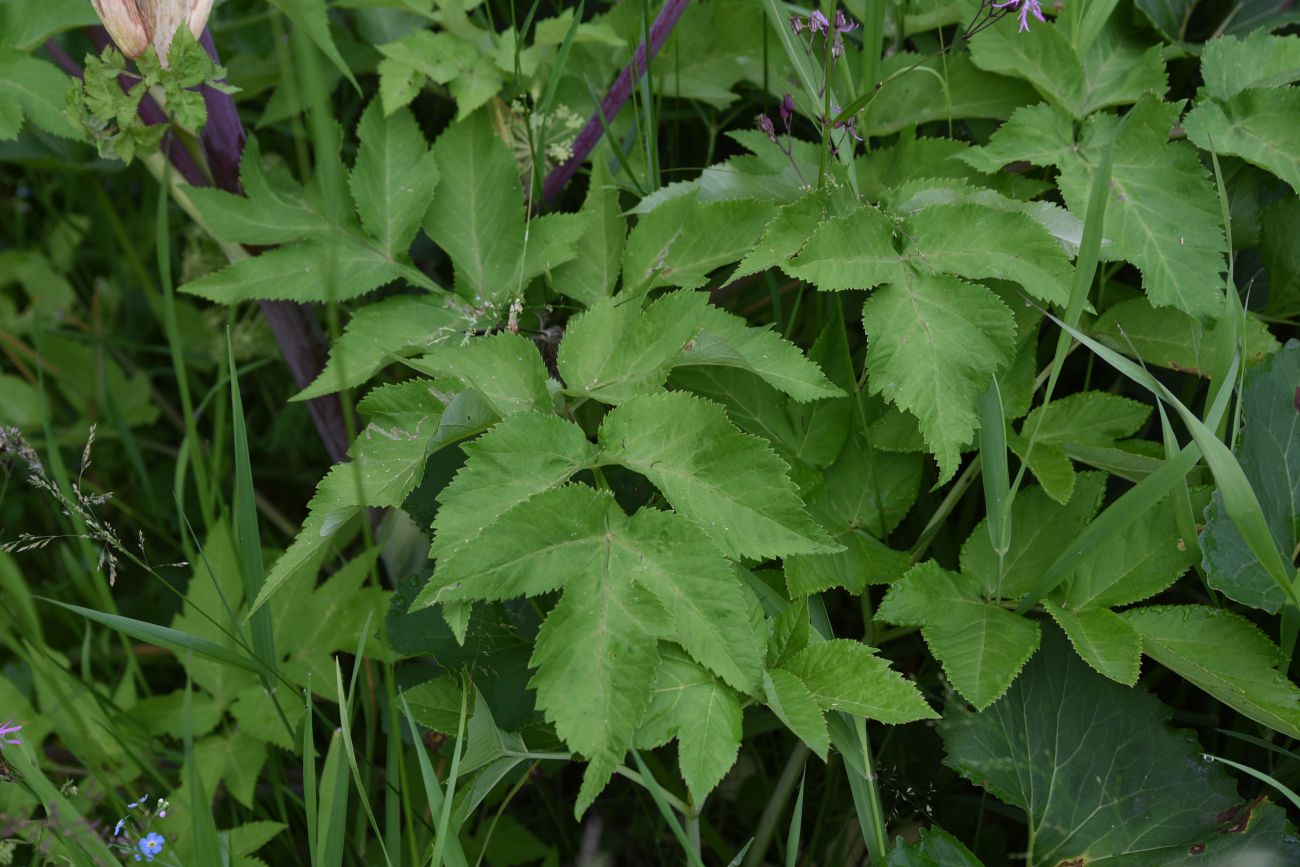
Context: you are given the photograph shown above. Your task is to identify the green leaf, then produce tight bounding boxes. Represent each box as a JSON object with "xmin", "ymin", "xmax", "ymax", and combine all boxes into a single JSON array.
[
  {"xmin": 268, "ymin": 0, "xmax": 358, "ymax": 90},
  {"xmin": 679, "ymin": 305, "xmax": 842, "ymax": 402},
  {"xmin": 1058, "ymin": 493, "xmax": 1198, "ymax": 610},
  {"xmin": 550, "ymin": 160, "xmax": 627, "ymax": 307},
  {"xmin": 185, "ymin": 140, "xmax": 334, "ymax": 245},
  {"xmin": 0, "ymin": 0, "xmax": 100, "ymax": 49},
  {"xmin": 961, "ymin": 473, "xmax": 1106, "ymax": 599},
  {"xmin": 598, "ymin": 392, "xmax": 838, "ymax": 559},
  {"xmin": 423, "ymin": 109, "xmax": 525, "ymax": 304},
  {"xmin": 428, "ymin": 486, "xmax": 764, "ymax": 694},
  {"xmin": 349, "ymin": 99, "xmax": 439, "ymax": 258},
  {"xmin": 786, "ymin": 206, "xmax": 906, "ymax": 291},
  {"xmin": 1063, "ymin": 99, "xmax": 1227, "ymax": 317},
  {"xmin": 636, "ymin": 648, "xmax": 744, "ymax": 803},
  {"xmin": 761, "ymin": 669, "xmax": 829, "ymax": 761},
  {"xmin": 1185, "ymin": 88, "xmax": 1300, "ymax": 195},
  {"xmin": 878, "ymin": 562, "xmax": 1041, "ymax": 710},
  {"xmin": 959, "ymin": 103, "xmax": 1078, "ymax": 174},
  {"xmin": 969, "ymin": 14, "xmax": 1164, "ymax": 118},
  {"xmin": 181, "ymin": 239, "xmax": 408, "ymax": 303},
  {"xmin": 860, "ymin": 274, "xmax": 1018, "ymax": 483},
  {"xmin": 249, "ymin": 395, "xmax": 466, "ymax": 617},
  {"xmin": 376, "ymin": 30, "xmax": 503, "ymax": 120},
  {"xmin": 1200, "ymin": 31, "xmax": 1300, "ymax": 102},
  {"xmin": 296, "ymin": 295, "xmax": 467, "ymax": 400},
  {"xmin": 778, "ymin": 639, "xmax": 937, "ymax": 723},
  {"xmin": 557, "ymin": 291, "xmax": 707, "ymax": 404},
  {"xmin": 1042, "ymin": 601, "xmax": 1142, "ymax": 685},
  {"xmin": 905, "ymin": 203, "xmax": 1073, "ymax": 306},
  {"xmin": 1091, "ymin": 296, "xmax": 1279, "ymax": 375},
  {"xmin": 411, "ymin": 332, "xmax": 551, "ymax": 417},
  {"xmin": 865, "ymin": 51, "xmax": 1039, "ymax": 137},
  {"xmin": 430, "ymin": 412, "xmax": 596, "ymax": 558},
  {"xmin": 520, "ymin": 212, "xmax": 587, "ymax": 283},
  {"xmin": 887, "ymin": 827, "xmax": 982, "ymax": 867},
  {"xmin": 622, "ymin": 194, "xmax": 777, "ymax": 293},
  {"xmin": 1122, "ymin": 606, "xmax": 1300, "ymax": 740},
  {"xmin": 0, "ymin": 50, "xmax": 79, "ymax": 139},
  {"xmin": 1201, "ymin": 342, "xmax": 1300, "ymax": 612},
  {"xmin": 1262, "ymin": 197, "xmax": 1300, "ymax": 317},
  {"xmin": 733, "ymin": 191, "xmax": 835, "ymax": 280},
  {"xmin": 941, "ymin": 624, "xmax": 1298, "ymax": 866}
]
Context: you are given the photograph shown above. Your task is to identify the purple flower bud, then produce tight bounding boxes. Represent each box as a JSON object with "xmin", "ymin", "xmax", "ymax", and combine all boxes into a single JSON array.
[
  {"xmin": 831, "ymin": 33, "xmax": 845, "ymax": 58},
  {"xmin": 809, "ymin": 9, "xmax": 830, "ymax": 33},
  {"xmin": 790, "ymin": 15, "xmax": 805, "ymax": 34},
  {"xmin": 834, "ymin": 10, "xmax": 859, "ymax": 33},
  {"xmin": 779, "ymin": 94, "xmax": 795, "ymax": 129},
  {"xmin": 756, "ymin": 113, "xmax": 777, "ymax": 143}
]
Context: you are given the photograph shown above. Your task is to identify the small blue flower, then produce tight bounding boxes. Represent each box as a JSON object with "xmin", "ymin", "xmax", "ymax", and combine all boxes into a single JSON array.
[
  {"xmin": 113, "ymin": 818, "xmax": 126, "ymax": 837},
  {"xmin": 137, "ymin": 832, "xmax": 164, "ymax": 861}
]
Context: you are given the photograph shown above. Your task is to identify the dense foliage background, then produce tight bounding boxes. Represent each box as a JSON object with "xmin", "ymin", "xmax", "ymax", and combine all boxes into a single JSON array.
[{"xmin": 2, "ymin": 0, "xmax": 1300, "ymax": 864}]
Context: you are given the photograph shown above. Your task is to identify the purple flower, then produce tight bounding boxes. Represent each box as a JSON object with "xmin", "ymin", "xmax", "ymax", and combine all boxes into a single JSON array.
[
  {"xmin": 790, "ymin": 14, "xmax": 805, "ymax": 34},
  {"xmin": 0, "ymin": 720, "xmax": 21, "ymax": 747},
  {"xmin": 992, "ymin": 0, "xmax": 1045, "ymax": 32},
  {"xmin": 755, "ymin": 113, "xmax": 778, "ymax": 143},
  {"xmin": 833, "ymin": 10, "xmax": 859, "ymax": 33},
  {"xmin": 779, "ymin": 94, "xmax": 795, "ymax": 130},
  {"xmin": 808, "ymin": 9, "xmax": 830, "ymax": 33}
]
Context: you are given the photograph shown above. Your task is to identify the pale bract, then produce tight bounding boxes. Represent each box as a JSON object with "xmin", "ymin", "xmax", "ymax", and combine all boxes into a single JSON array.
[{"xmin": 90, "ymin": 0, "xmax": 213, "ymax": 66}]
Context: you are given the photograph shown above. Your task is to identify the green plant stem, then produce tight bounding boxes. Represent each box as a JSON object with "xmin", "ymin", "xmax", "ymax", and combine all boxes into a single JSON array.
[{"xmin": 743, "ymin": 743, "xmax": 810, "ymax": 867}]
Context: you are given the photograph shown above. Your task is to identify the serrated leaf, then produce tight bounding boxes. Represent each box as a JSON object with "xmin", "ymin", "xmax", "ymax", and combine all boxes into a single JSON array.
[
  {"xmin": 733, "ymin": 191, "xmax": 833, "ymax": 280},
  {"xmin": 349, "ymin": 99, "xmax": 439, "ymax": 258},
  {"xmin": 1200, "ymin": 31, "xmax": 1300, "ymax": 101},
  {"xmin": 184, "ymin": 139, "xmax": 333, "ymax": 245},
  {"xmin": 1042, "ymin": 602, "xmax": 1141, "ymax": 685},
  {"xmin": 557, "ymin": 292, "xmax": 706, "ymax": 404},
  {"xmin": 941, "ymin": 624, "xmax": 1296, "ymax": 866},
  {"xmin": 1059, "ymin": 493, "xmax": 1198, "ymax": 610},
  {"xmin": 0, "ymin": 50, "xmax": 78, "ymax": 140},
  {"xmin": 887, "ymin": 827, "xmax": 983, "ymax": 867},
  {"xmin": 959, "ymin": 102, "xmax": 1078, "ymax": 174},
  {"xmin": 1201, "ymin": 342, "xmax": 1300, "ymax": 612},
  {"xmin": 296, "ymin": 296, "xmax": 467, "ymax": 400},
  {"xmin": 969, "ymin": 14, "xmax": 1164, "ymax": 118},
  {"xmin": 866, "ymin": 50, "xmax": 1039, "ymax": 137},
  {"xmin": 1062, "ymin": 98, "xmax": 1227, "ymax": 317},
  {"xmin": 878, "ymin": 562, "xmax": 1040, "ymax": 709},
  {"xmin": 678, "ymin": 305, "xmax": 842, "ymax": 402},
  {"xmin": 1123, "ymin": 606, "xmax": 1300, "ymax": 740},
  {"xmin": 423, "ymin": 110, "xmax": 525, "ymax": 305},
  {"xmin": 181, "ymin": 239, "xmax": 408, "ymax": 303},
  {"xmin": 430, "ymin": 412, "xmax": 596, "ymax": 558},
  {"xmin": 1185, "ymin": 88, "xmax": 1300, "ymax": 195},
  {"xmin": 636, "ymin": 649, "xmax": 744, "ymax": 803},
  {"xmin": 622, "ymin": 194, "xmax": 776, "ymax": 293},
  {"xmin": 1091, "ymin": 296, "xmax": 1279, "ymax": 375},
  {"xmin": 906, "ymin": 203, "xmax": 1073, "ymax": 305},
  {"xmin": 962, "ymin": 473, "xmax": 1106, "ymax": 599},
  {"xmin": 428, "ymin": 486, "xmax": 764, "ymax": 693},
  {"xmin": 377, "ymin": 30, "xmax": 502, "ymax": 119},
  {"xmin": 779, "ymin": 639, "xmax": 936, "ymax": 723},
  {"xmin": 598, "ymin": 392, "xmax": 838, "ymax": 559},
  {"xmin": 860, "ymin": 274, "xmax": 1017, "ymax": 483},
  {"xmin": 550, "ymin": 160, "xmax": 626, "ymax": 306},
  {"xmin": 786, "ymin": 206, "xmax": 906, "ymax": 291},
  {"xmin": 761, "ymin": 669, "xmax": 828, "ymax": 760},
  {"xmin": 410, "ymin": 332, "xmax": 550, "ymax": 417},
  {"xmin": 520, "ymin": 212, "xmax": 588, "ymax": 283}
]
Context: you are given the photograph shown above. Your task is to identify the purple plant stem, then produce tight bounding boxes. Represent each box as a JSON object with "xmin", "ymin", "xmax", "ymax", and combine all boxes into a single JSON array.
[
  {"xmin": 52, "ymin": 27, "xmax": 350, "ymax": 464},
  {"xmin": 539, "ymin": 0, "xmax": 690, "ymax": 204},
  {"xmin": 197, "ymin": 31, "xmax": 350, "ymax": 465}
]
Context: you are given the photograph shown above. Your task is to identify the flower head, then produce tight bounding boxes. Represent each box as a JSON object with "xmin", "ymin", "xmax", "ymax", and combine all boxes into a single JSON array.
[
  {"xmin": 137, "ymin": 833, "xmax": 164, "ymax": 861},
  {"xmin": 833, "ymin": 10, "xmax": 859, "ymax": 33},
  {"xmin": 991, "ymin": 0, "xmax": 1045, "ymax": 32},
  {"xmin": 808, "ymin": 9, "xmax": 830, "ymax": 33},
  {"xmin": 0, "ymin": 720, "xmax": 21, "ymax": 747},
  {"xmin": 755, "ymin": 113, "xmax": 777, "ymax": 143},
  {"xmin": 89, "ymin": 0, "xmax": 214, "ymax": 65}
]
